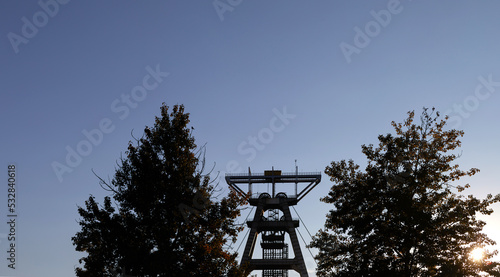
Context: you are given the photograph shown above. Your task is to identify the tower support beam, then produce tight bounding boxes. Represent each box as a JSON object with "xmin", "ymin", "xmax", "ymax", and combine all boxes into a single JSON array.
[{"xmin": 226, "ymin": 169, "xmax": 321, "ymax": 277}]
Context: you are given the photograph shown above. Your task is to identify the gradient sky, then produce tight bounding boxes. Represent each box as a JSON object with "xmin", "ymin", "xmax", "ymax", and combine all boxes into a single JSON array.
[{"xmin": 1, "ymin": 1, "xmax": 500, "ymax": 276}]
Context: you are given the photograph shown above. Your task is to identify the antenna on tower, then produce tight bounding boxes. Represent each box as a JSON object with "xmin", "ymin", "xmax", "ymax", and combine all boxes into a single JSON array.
[{"xmin": 295, "ymin": 160, "xmax": 298, "ymax": 196}]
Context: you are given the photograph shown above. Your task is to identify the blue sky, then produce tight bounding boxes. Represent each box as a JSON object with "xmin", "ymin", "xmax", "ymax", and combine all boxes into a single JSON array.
[{"xmin": 1, "ymin": 1, "xmax": 500, "ymax": 276}]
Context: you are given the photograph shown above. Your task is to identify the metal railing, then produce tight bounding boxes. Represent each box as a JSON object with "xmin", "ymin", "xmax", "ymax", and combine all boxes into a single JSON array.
[
  {"xmin": 226, "ymin": 171, "xmax": 321, "ymax": 177},
  {"xmin": 248, "ymin": 218, "xmax": 300, "ymax": 223}
]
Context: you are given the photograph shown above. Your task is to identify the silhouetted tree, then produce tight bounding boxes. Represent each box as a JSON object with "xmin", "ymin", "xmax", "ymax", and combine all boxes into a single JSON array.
[
  {"xmin": 311, "ymin": 108, "xmax": 500, "ymax": 277},
  {"xmin": 72, "ymin": 104, "xmax": 247, "ymax": 277}
]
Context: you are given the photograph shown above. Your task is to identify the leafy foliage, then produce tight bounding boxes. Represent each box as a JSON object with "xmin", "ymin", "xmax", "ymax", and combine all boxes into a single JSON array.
[
  {"xmin": 311, "ymin": 108, "xmax": 500, "ymax": 277},
  {"xmin": 73, "ymin": 104, "xmax": 247, "ymax": 277}
]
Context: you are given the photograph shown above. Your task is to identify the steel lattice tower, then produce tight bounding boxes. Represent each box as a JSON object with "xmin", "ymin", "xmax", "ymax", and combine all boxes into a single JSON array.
[
  {"xmin": 261, "ymin": 206, "xmax": 288, "ymax": 277},
  {"xmin": 226, "ymin": 168, "xmax": 321, "ymax": 277}
]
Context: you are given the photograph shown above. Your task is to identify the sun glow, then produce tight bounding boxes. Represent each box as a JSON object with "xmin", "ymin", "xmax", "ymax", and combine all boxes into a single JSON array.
[{"xmin": 470, "ymin": 248, "xmax": 485, "ymax": 262}]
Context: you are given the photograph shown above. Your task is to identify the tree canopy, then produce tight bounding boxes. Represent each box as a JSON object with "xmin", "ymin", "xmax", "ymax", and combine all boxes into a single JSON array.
[
  {"xmin": 72, "ymin": 104, "xmax": 247, "ymax": 277},
  {"xmin": 311, "ymin": 108, "xmax": 500, "ymax": 277}
]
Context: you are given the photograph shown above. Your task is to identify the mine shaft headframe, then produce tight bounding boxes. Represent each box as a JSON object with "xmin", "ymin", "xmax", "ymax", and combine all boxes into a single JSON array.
[{"xmin": 225, "ymin": 168, "xmax": 321, "ymax": 202}]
